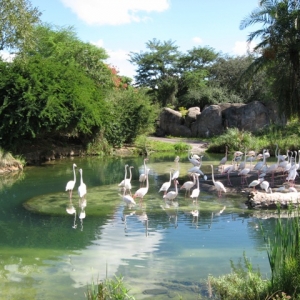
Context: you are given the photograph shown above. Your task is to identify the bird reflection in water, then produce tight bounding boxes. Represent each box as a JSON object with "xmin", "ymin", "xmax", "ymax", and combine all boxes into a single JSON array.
[
  {"xmin": 79, "ymin": 198, "xmax": 86, "ymax": 231},
  {"xmin": 208, "ymin": 206, "xmax": 226, "ymax": 229},
  {"xmin": 66, "ymin": 200, "xmax": 77, "ymax": 229},
  {"xmin": 122, "ymin": 207, "xmax": 149, "ymax": 236},
  {"xmin": 161, "ymin": 200, "xmax": 178, "ymax": 229}
]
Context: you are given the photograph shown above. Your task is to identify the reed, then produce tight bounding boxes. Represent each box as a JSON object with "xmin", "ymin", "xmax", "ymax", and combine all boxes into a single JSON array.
[
  {"xmin": 86, "ymin": 274, "xmax": 135, "ymax": 300},
  {"xmin": 261, "ymin": 204, "xmax": 300, "ymax": 298}
]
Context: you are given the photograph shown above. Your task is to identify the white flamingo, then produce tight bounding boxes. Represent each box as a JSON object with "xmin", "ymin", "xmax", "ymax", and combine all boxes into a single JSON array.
[
  {"xmin": 248, "ymin": 178, "xmax": 263, "ymax": 191},
  {"xmin": 219, "ymin": 146, "xmax": 228, "ymax": 172},
  {"xmin": 163, "ymin": 179, "xmax": 179, "ymax": 201},
  {"xmin": 210, "ymin": 164, "xmax": 226, "ymax": 197},
  {"xmin": 190, "ymin": 173, "xmax": 200, "ymax": 203},
  {"xmin": 180, "ymin": 173, "xmax": 196, "ymax": 197},
  {"xmin": 159, "ymin": 171, "xmax": 172, "ymax": 195},
  {"xmin": 139, "ymin": 158, "xmax": 149, "ymax": 187},
  {"xmin": 134, "ymin": 167, "xmax": 150, "ymax": 202},
  {"xmin": 188, "ymin": 150, "xmax": 201, "ymax": 166},
  {"xmin": 65, "ymin": 163, "xmax": 77, "ymax": 199},
  {"xmin": 78, "ymin": 168, "xmax": 87, "ymax": 200}
]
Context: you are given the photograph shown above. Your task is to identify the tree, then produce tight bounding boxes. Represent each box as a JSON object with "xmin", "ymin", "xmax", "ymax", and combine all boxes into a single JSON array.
[
  {"xmin": 240, "ymin": 0, "xmax": 300, "ymax": 118},
  {"xmin": 129, "ymin": 39, "xmax": 180, "ymax": 106},
  {"xmin": 0, "ymin": 0, "xmax": 41, "ymax": 52}
]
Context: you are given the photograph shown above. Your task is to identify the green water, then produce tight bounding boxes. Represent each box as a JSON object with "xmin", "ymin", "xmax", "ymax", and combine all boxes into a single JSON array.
[{"xmin": 0, "ymin": 153, "xmax": 272, "ymax": 299}]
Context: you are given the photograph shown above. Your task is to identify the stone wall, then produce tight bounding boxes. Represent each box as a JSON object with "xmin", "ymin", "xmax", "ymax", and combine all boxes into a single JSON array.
[{"xmin": 156, "ymin": 101, "xmax": 284, "ymax": 138}]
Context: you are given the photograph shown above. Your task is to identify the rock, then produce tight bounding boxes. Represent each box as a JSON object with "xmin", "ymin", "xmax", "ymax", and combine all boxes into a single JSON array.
[{"xmin": 156, "ymin": 101, "xmax": 283, "ymax": 138}]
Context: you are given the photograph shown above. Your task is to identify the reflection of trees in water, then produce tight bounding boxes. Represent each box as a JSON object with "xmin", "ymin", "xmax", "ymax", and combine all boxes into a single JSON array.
[{"xmin": 0, "ymin": 171, "xmax": 25, "ymax": 190}]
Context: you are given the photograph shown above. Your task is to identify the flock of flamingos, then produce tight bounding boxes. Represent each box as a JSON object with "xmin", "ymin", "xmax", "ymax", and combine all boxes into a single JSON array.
[{"xmin": 65, "ymin": 144, "xmax": 300, "ymax": 210}]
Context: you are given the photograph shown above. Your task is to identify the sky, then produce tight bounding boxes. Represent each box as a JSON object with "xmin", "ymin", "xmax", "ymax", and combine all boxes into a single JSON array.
[{"xmin": 8, "ymin": 0, "xmax": 262, "ymax": 79}]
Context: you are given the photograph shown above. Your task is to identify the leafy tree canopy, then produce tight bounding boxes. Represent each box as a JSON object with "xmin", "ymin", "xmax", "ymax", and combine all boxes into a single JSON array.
[{"xmin": 0, "ymin": 0, "xmax": 41, "ymax": 52}]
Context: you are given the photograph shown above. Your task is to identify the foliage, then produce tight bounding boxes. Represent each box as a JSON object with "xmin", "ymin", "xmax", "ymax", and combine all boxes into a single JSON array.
[
  {"xmin": 261, "ymin": 206, "xmax": 300, "ymax": 298},
  {"xmin": 173, "ymin": 142, "xmax": 190, "ymax": 152},
  {"xmin": 103, "ymin": 88, "xmax": 158, "ymax": 147},
  {"xmin": 209, "ymin": 252, "xmax": 269, "ymax": 300},
  {"xmin": 209, "ymin": 55, "xmax": 273, "ymax": 104},
  {"xmin": 0, "ymin": 0, "xmax": 41, "ymax": 52},
  {"xmin": 86, "ymin": 275, "xmax": 135, "ymax": 300},
  {"xmin": 129, "ymin": 39, "xmax": 219, "ymax": 107},
  {"xmin": 0, "ymin": 55, "xmax": 108, "ymax": 150},
  {"xmin": 0, "ymin": 147, "xmax": 24, "ymax": 168},
  {"xmin": 240, "ymin": 0, "xmax": 300, "ymax": 119},
  {"xmin": 179, "ymin": 86, "xmax": 242, "ymax": 110},
  {"xmin": 207, "ymin": 128, "xmax": 257, "ymax": 154}
]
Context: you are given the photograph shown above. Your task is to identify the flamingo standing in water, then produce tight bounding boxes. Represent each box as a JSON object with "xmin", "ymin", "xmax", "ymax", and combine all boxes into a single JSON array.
[
  {"xmin": 159, "ymin": 171, "xmax": 172, "ymax": 195},
  {"xmin": 139, "ymin": 158, "xmax": 149, "ymax": 187},
  {"xmin": 210, "ymin": 164, "xmax": 226, "ymax": 197},
  {"xmin": 65, "ymin": 163, "xmax": 77, "ymax": 199},
  {"xmin": 78, "ymin": 168, "xmax": 87, "ymax": 200},
  {"xmin": 163, "ymin": 179, "xmax": 179, "ymax": 201},
  {"xmin": 181, "ymin": 173, "xmax": 196, "ymax": 197},
  {"xmin": 134, "ymin": 167, "xmax": 150, "ymax": 202},
  {"xmin": 190, "ymin": 173, "xmax": 200, "ymax": 203}
]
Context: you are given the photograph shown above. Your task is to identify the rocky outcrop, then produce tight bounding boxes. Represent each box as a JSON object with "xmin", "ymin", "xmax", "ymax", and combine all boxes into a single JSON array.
[{"xmin": 156, "ymin": 101, "xmax": 282, "ymax": 138}]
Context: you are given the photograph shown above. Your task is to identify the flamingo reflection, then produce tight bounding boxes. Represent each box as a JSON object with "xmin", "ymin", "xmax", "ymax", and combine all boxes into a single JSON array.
[{"xmin": 66, "ymin": 200, "xmax": 77, "ymax": 229}]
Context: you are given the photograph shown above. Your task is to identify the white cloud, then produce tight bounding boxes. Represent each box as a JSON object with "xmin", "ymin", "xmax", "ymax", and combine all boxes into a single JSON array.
[
  {"xmin": 61, "ymin": 0, "xmax": 170, "ymax": 26},
  {"xmin": 106, "ymin": 49, "xmax": 136, "ymax": 79},
  {"xmin": 232, "ymin": 41, "xmax": 256, "ymax": 56},
  {"xmin": 192, "ymin": 37, "xmax": 203, "ymax": 45},
  {"xmin": 91, "ymin": 40, "xmax": 136, "ymax": 78},
  {"xmin": 91, "ymin": 39, "xmax": 104, "ymax": 48}
]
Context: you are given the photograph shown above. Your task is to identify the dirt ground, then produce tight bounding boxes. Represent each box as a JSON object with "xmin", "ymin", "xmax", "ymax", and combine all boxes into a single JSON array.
[{"xmin": 147, "ymin": 136, "xmax": 209, "ymax": 154}]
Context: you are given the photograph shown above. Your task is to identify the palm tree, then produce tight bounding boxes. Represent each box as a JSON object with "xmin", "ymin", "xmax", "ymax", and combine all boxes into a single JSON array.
[{"xmin": 240, "ymin": 0, "xmax": 300, "ymax": 118}]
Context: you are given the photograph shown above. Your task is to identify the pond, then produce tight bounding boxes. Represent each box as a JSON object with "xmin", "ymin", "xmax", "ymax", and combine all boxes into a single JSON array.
[{"xmin": 0, "ymin": 152, "xmax": 274, "ymax": 299}]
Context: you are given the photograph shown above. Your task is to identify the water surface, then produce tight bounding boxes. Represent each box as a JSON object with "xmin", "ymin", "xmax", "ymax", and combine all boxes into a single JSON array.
[{"xmin": 0, "ymin": 153, "xmax": 272, "ymax": 299}]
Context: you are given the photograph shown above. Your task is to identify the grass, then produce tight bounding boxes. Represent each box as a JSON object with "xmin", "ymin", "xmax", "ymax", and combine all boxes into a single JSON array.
[
  {"xmin": 209, "ymin": 205, "xmax": 300, "ymax": 300},
  {"xmin": 207, "ymin": 119, "xmax": 300, "ymax": 156},
  {"xmin": 86, "ymin": 274, "xmax": 135, "ymax": 300},
  {"xmin": 0, "ymin": 147, "xmax": 25, "ymax": 169}
]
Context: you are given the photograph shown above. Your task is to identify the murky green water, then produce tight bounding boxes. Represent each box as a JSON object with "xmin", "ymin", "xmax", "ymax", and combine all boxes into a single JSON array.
[{"xmin": 0, "ymin": 153, "xmax": 272, "ymax": 299}]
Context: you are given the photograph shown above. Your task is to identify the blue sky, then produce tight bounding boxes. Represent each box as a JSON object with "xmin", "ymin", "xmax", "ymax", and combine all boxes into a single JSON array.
[{"xmin": 21, "ymin": 0, "xmax": 262, "ymax": 78}]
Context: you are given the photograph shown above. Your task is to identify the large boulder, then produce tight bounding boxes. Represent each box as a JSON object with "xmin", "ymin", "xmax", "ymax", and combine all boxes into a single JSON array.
[
  {"xmin": 159, "ymin": 107, "xmax": 192, "ymax": 137},
  {"xmin": 220, "ymin": 101, "xmax": 271, "ymax": 131},
  {"xmin": 191, "ymin": 105, "xmax": 223, "ymax": 137},
  {"xmin": 184, "ymin": 107, "xmax": 201, "ymax": 127},
  {"xmin": 156, "ymin": 101, "xmax": 282, "ymax": 138}
]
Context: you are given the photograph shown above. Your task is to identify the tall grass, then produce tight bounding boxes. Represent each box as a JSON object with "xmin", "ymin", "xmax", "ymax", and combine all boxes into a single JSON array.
[
  {"xmin": 86, "ymin": 275, "xmax": 135, "ymax": 300},
  {"xmin": 0, "ymin": 147, "xmax": 25, "ymax": 169},
  {"xmin": 260, "ymin": 205, "xmax": 300, "ymax": 298},
  {"xmin": 207, "ymin": 120, "xmax": 300, "ymax": 155}
]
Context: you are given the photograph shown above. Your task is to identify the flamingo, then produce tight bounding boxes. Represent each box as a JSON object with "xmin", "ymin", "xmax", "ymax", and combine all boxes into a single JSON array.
[
  {"xmin": 238, "ymin": 153, "xmax": 250, "ymax": 185},
  {"xmin": 163, "ymin": 179, "xmax": 179, "ymax": 201},
  {"xmin": 188, "ymin": 150, "xmax": 201, "ymax": 166},
  {"xmin": 266, "ymin": 149, "xmax": 280, "ymax": 186},
  {"xmin": 172, "ymin": 156, "xmax": 180, "ymax": 180},
  {"xmin": 119, "ymin": 187, "xmax": 136, "ymax": 207},
  {"xmin": 219, "ymin": 146, "xmax": 228, "ymax": 172},
  {"xmin": 260, "ymin": 179, "xmax": 271, "ymax": 193},
  {"xmin": 222, "ymin": 159, "xmax": 235, "ymax": 186},
  {"xmin": 248, "ymin": 178, "xmax": 263, "ymax": 191},
  {"xmin": 118, "ymin": 165, "xmax": 134, "ymax": 194},
  {"xmin": 159, "ymin": 171, "xmax": 172, "ymax": 195},
  {"xmin": 65, "ymin": 163, "xmax": 77, "ymax": 199},
  {"xmin": 78, "ymin": 168, "xmax": 87, "ymax": 200},
  {"xmin": 118, "ymin": 164, "xmax": 128, "ymax": 187},
  {"xmin": 139, "ymin": 158, "xmax": 149, "ymax": 187},
  {"xmin": 190, "ymin": 173, "xmax": 200, "ymax": 203},
  {"xmin": 210, "ymin": 164, "xmax": 226, "ymax": 197},
  {"xmin": 180, "ymin": 173, "xmax": 196, "ymax": 197},
  {"xmin": 134, "ymin": 167, "xmax": 150, "ymax": 202}
]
